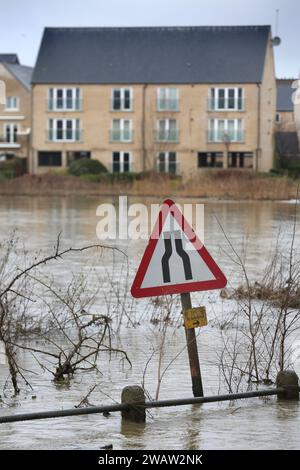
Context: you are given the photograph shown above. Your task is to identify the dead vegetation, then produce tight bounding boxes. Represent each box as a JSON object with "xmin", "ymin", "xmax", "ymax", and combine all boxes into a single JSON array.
[
  {"xmin": 0, "ymin": 234, "xmax": 131, "ymax": 394},
  {"xmin": 215, "ymin": 195, "xmax": 300, "ymax": 392},
  {"xmin": 0, "ymin": 170, "xmax": 298, "ymax": 200}
]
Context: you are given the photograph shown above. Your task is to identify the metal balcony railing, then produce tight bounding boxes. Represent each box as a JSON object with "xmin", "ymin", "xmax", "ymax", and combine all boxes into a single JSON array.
[
  {"xmin": 109, "ymin": 129, "xmax": 133, "ymax": 142},
  {"xmin": 207, "ymin": 129, "xmax": 245, "ymax": 143},
  {"xmin": 46, "ymin": 129, "xmax": 83, "ymax": 142},
  {"xmin": 155, "ymin": 129, "xmax": 179, "ymax": 143},
  {"xmin": 156, "ymin": 160, "xmax": 180, "ymax": 175},
  {"xmin": 47, "ymin": 99, "xmax": 82, "ymax": 111},
  {"xmin": 208, "ymin": 98, "xmax": 245, "ymax": 111},
  {"xmin": 156, "ymin": 99, "xmax": 179, "ymax": 111}
]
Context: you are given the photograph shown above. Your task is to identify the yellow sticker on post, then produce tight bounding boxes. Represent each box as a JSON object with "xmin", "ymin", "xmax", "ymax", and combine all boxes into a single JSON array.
[{"xmin": 183, "ymin": 307, "xmax": 207, "ymax": 329}]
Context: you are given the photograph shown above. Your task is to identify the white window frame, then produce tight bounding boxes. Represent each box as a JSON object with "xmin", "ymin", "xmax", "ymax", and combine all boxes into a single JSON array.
[
  {"xmin": 210, "ymin": 87, "xmax": 244, "ymax": 111},
  {"xmin": 157, "ymin": 88, "xmax": 179, "ymax": 111},
  {"xmin": 112, "ymin": 88, "xmax": 133, "ymax": 111},
  {"xmin": 48, "ymin": 119, "xmax": 81, "ymax": 142},
  {"xmin": 111, "ymin": 119, "xmax": 132, "ymax": 142},
  {"xmin": 5, "ymin": 96, "xmax": 19, "ymax": 111},
  {"xmin": 111, "ymin": 151, "xmax": 132, "ymax": 173},
  {"xmin": 208, "ymin": 119, "xmax": 244, "ymax": 142},
  {"xmin": 157, "ymin": 119, "xmax": 178, "ymax": 142},
  {"xmin": 48, "ymin": 88, "xmax": 81, "ymax": 111},
  {"xmin": 157, "ymin": 152, "xmax": 177, "ymax": 174},
  {"xmin": 4, "ymin": 123, "xmax": 19, "ymax": 143}
]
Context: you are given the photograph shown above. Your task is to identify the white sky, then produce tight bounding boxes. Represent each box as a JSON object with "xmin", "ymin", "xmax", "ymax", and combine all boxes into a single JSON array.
[{"xmin": 0, "ymin": 0, "xmax": 299, "ymax": 77}]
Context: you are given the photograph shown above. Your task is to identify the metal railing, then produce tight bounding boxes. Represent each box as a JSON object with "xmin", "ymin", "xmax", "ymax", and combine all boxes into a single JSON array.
[
  {"xmin": 109, "ymin": 129, "xmax": 133, "ymax": 142},
  {"xmin": 46, "ymin": 129, "xmax": 83, "ymax": 142},
  {"xmin": 47, "ymin": 99, "xmax": 82, "ymax": 111},
  {"xmin": 207, "ymin": 129, "xmax": 245, "ymax": 143},
  {"xmin": 208, "ymin": 98, "xmax": 245, "ymax": 111},
  {"xmin": 156, "ymin": 160, "xmax": 180, "ymax": 175},
  {"xmin": 155, "ymin": 129, "xmax": 179, "ymax": 143},
  {"xmin": 1, "ymin": 386, "xmax": 298, "ymax": 424},
  {"xmin": 157, "ymin": 99, "xmax": 179, "ymax": 111}
]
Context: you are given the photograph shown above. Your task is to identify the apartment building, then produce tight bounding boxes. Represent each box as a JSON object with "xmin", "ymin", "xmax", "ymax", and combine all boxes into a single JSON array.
[
  {"xmin": 31, "ymin": 26, "xmax": 276, "ymax": 176},
  {"xmin": 0, "ymin": 54, "xmax": 32, "ymax": 165},
  {"xmin": 275, "ymin": 79, "xmax": 300, "ymax": 161}
]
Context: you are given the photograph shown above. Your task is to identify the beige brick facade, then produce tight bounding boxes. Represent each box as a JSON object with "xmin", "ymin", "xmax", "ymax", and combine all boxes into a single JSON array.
[
  {"xmin": 0, "ymin": 64, "xmax": 31, "ymax": 163},
  {"xmin": 31, "ymin": 34, "xmax": 276, "ymax": 176}
]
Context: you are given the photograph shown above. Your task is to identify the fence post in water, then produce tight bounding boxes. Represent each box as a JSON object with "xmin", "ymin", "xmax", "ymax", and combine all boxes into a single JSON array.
[
  {"xmin": 121, "ymin": 386, "xmax": 146, "ymax": 423},
  {"xmin": 276, "ymin": 370, "xmax": 299, "ymax": 400}
]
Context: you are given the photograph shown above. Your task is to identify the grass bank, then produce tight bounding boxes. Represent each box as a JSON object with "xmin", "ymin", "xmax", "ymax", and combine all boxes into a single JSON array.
[{"xmin": 0, "ymin": 170, "xmax": 298, "ymax": 200}]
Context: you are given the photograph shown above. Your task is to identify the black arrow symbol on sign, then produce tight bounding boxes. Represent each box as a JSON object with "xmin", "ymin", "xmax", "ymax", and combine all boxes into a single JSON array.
[{"xmin": 162, "ymin": 231, "xmax": 193, "ymax": 283}]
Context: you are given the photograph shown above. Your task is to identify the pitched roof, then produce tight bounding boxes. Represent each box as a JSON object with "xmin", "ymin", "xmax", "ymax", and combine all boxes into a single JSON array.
[
  {"xmin": 4, "ymin": 63, "xmax": 33, "ymax": 90},
  {"xmin": 275, "ymin": 132, "xmax": 299, "ymax": 156},
  {"xmin": 276, "ymin": 80, "xmax": 295, "ymax": 112},
  {"xmin": 32, "ymin": 26, "xmax": 271, "ymax": 84},
  {"xmin": 0, "ymin": 54, "xmax": 20, "ymax": 64}
]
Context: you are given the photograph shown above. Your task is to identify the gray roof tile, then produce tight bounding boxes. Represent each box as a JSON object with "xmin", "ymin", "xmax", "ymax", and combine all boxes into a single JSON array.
[
  {"xmin": 32, "ymin": 26, "xmax": 271, "ymax": 84},
  {"xmin": 0, "ymin": 54, "xmax": 19, "ymax": 64},
  {"xmin": 277, "ymin": 82, "xmax": 295, "ymax": 112}
]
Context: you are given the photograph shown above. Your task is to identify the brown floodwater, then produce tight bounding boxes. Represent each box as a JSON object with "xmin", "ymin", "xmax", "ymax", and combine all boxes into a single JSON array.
[{"xmin": 0, "ymin": 195, "xmax": 299, "ymax": 450}]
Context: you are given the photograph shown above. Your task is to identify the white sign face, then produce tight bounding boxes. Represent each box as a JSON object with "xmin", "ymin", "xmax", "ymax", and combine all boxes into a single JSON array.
[
  {"xmin": 131, "ymin": 199, "xmax": 227, "ymax": 298},
  {"xmin": 141, "ymin": 214, "xmax": 215, "ymax": 289}
]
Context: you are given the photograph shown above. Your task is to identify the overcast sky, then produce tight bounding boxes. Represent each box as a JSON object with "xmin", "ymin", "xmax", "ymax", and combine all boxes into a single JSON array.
[{"xmin": 0, "ymin": 0, "xmax": 299, "ymax": 77}]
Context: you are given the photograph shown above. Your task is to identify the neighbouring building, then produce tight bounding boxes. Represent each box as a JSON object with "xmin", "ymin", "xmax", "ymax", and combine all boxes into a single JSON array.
[
  {"xmin": 0, "ymin": 54, "xmax": 32, "ymax": 166},
  {"xmin": 31, "ymin": 26, "xmax": 276, "ymax": 176},
  {"xmin": 275, "ymin": 79, "xmax": 300, "ymax": 164}
]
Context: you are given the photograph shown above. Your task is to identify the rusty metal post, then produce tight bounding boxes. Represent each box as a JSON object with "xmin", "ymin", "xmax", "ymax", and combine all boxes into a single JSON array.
[{"xmin": 181, "ymin": 292, "xmax": 204, "ymax": 397}]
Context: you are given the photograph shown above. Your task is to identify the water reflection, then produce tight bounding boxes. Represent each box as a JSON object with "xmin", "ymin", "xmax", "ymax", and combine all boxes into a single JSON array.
[{"xmin": 0, "ymin": 196, "xmax": 299, "ymax": 450}]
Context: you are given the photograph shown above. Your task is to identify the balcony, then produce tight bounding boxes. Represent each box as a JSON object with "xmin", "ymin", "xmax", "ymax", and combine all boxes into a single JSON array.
[
  {"xmin": 0, "ymin": 136, "xmax": 20, "ymax": 149},
  {"xmin": 207, "ymin": 129, "xmax": 245, "ymax": 143},
  {"xmin": 110, "ymin": 99, "xmax": 134, "ymax": 111},
  {"xmin": 155, "ymin": 129, "xmax": 179, "ymax": 143},
  {"xmin": 46, "ymin": 129, "xmax": 83, "ymax": 142},
  {"xmin": 156, "ymin": 159, "xmax": 180, "ymax": 175},
  {"xmin": 208, "ymin": 98, "xmax": 245, "ymax": 111},
  {"xmin": 157, "ymin": 99, "xmax": 179, "ymax": 112},
  {"xmin": 109, "ymin": 129, "xmax": 133, "ymax": 142},
  {"xmin": 47, "ymin": 99, "xmax": 82, "ymax": 111}
]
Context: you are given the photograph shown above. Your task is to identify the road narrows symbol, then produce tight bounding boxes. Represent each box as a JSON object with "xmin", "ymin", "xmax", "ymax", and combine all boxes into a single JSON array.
[{"xmin": 131, "ymin": 199, "xmax": 227, "ymax": 298}]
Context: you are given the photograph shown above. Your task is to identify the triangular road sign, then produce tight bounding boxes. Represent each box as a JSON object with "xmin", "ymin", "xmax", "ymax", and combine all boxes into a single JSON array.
[{"xmin": 131, "ymin": 199, "xmax": 227, "ymax": 298}]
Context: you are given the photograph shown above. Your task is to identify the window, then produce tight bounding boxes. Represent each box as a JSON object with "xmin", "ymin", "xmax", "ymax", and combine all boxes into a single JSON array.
[
  {"xmin": 112, "ymin": 89, "xmax": 132, "ymax": 111},
  {"xmin": 157, "ymin": 119, "xmax": 179, "ymax": 142},
  {"xmin": 208, "ymin": 119, "xmax": 244, "ymax": 142},
  {"xmin": 229, "ymin": 152, "xmax": 253, "ymax": 169},
  {"xmin": 198, "ymin": 152, "xmax": 223, "ymax": 168},
  {"xmin": 48, "ymin": 88, "xmax": 81, "ymax": 111},
  {"xmin": 110, "ymin": 119, "xmax": 132, "ymax": 141},
  {"xmin": 48, "ymin": 119, "xmax": 81, "ymax": 141},
  {"xmin": 5, "ymin": 96, "xmax": 19, "ymax": 110},
  {"xmin": 157, "ymin": 152, "xmax": 177, "ymax": 174},
  {"xmin": 4, "ymin": 123, "xmax": 19, "ymax": 143},
  {"xmin": 38, "ymin": 151, "xmax": 62, "ymax": 167},
  {"xmin": 275, "ymin": 113, "xmax": 281, "ymax": 124},
  {"xmin": 157, "ymin": 88, "xmax": 179, "ymax": 111},
  {"xmin": 112, "ymin": 152, "xmax": 131, "ymax": 173},
  {"xmin": 209, "ymin": 88, "xmax": 244, "ymax": 111}
]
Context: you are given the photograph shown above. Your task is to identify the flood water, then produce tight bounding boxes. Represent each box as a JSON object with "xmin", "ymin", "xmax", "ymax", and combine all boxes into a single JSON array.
[{"xmin": 0, "ymin": 195, "xmax": 299, "ymax": 450}]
